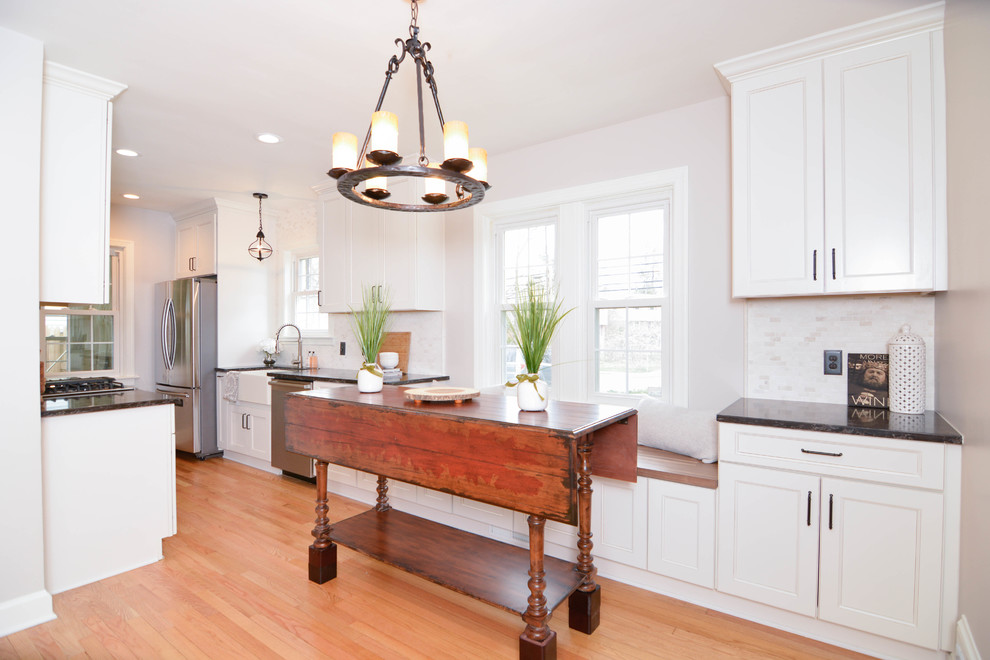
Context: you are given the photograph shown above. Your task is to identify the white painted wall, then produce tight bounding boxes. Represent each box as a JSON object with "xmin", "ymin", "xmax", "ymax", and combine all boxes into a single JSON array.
[
  {"xmin": 214, "ymin": 200, "xmax": 278, "ymax": 367},
  {"xmin": 938, "ymin": 0, "xmax": 990, "ymax": 654},
  {"xmin": 0, "ymin": 25, "xmax": 54, "ymax": 635},
  {"xmin": 444, "ymin": 97, "xmax": 744, "ymax": 410},
  {"xmin": 109, "ymin": 205, "xmax": 176, "ymax": 391}
]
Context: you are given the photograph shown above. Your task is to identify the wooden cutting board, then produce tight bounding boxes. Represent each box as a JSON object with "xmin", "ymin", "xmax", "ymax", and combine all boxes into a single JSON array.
[{"xmin": 379, "ymin": 332, "xmax": 411, "ymax": 374}]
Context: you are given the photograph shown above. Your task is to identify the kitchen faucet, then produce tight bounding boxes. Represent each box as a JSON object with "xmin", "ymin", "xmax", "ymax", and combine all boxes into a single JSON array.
[{"xmin": 275, "ymin": 323, "xmax": 303, "ymax": 367}]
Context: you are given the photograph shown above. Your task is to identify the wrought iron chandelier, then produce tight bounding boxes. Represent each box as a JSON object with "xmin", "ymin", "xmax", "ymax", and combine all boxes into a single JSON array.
[
  {"xmin": 326, "ymin": 0, "xmax": 490, "ymax": 212},
  {"xmin": 248, "ymin": 192, "xmax": 273, "ymax": 261}
]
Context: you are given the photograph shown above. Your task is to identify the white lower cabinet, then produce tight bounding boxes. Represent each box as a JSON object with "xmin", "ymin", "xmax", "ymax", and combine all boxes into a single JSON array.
[
  {"xmin": 221, "ymin": 401, "xmax": 271, "ymax": 462},
  {"xmin": 717, "ymin": 464, "xmax": 820, "ymax": 616},
  {"xmin": 818, "ymin": 477, "xmax": 943, "ymax": 647},
  {"xmin": 647, "ymin": 479, "xmax": 716, "ymax": 589},
  {"xmin": 717, "ymin": 423, "xmax": 949, "ymax": 650}
]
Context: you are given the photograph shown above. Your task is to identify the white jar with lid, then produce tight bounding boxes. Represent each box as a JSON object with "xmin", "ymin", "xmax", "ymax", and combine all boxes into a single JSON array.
[{"xmin": 888, "ymin": 324, "xmax": 926, "ymax": 414}]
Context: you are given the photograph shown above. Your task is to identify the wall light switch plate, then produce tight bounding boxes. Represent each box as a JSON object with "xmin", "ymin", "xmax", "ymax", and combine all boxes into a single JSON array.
[{"xmin": 824, "ymin": 350, "xmax": 843, "ymax": 375}]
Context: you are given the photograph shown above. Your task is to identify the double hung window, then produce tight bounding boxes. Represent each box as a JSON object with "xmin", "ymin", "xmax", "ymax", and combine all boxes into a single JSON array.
[
  {"xmin": 289, "ymin": 253, "xmax": 329, "ymax": 335},
  {"xmin": 479, "ymin": 169, "xmax": 687, "ymax": 405},
  {"xmin": 42, "ymin": 250, "xmax": 121, "ymax": 376}
]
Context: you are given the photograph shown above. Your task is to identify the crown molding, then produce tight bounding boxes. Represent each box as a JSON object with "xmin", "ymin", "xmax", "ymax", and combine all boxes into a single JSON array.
[
  {"xmin": 43, "ymin": 62, "xmax": 127, "ymax": 100},
  {"xmin": 171, "ymin": 197, "xmax": 263, "ymax": 221},
  {"xmin": 714, "ymin": 1, "xmax": 944, "ymax": 91}
]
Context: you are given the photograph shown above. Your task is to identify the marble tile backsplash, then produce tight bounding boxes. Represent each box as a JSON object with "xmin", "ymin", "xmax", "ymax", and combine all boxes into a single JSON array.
[
  {"xmin": 746, "ymin": 295, "xmax": 935, "ymax": 408},
  {"xmin": 325, "ymin": 311, "xmax": 445, "ymax": 376}
]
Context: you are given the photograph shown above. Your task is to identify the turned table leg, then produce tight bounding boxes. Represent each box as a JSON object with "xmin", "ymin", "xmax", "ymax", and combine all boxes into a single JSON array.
[
  {"xmin": 520, "ymin": 514, "xmax": 556, "ymax": 660},
  {"xmin": 375, "ymin": 475, "xmax": 391, "ymax": 512},
  {"xmin": 308, "ymin": 460, "xmax": 337, "ymax": 583},
  {"xmin": 568, "ymin": 441, "xmax": 601, "ymax": 634}
]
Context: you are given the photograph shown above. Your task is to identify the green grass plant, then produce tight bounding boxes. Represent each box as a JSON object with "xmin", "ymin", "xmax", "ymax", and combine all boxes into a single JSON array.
[
  {"xmin": 507, "ymin": 279, "xmax": 573, "ymax": 375},
  {"xmin": 349, "ymin": 284, "xmax": 392, "ymax": 364}
]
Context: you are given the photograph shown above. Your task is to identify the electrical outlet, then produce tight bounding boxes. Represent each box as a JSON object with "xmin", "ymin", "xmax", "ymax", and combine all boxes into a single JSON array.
[
  {"xmin": 339, "ymin": 341, "xmax": 346, "ymax": 356},
  {"xmin": 824, "ymin": 350, "xmax": 842, "ymax": 375}
]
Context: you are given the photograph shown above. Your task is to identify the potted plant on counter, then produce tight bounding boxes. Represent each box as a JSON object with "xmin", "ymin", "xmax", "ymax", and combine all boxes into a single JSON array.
[
  {"xmin": 505, "ymin": 279, "xmax": 573, "ymax": 411},
  {"xmin": 350, "ymin": 283, "xmax": 392, "ymax": 392}
]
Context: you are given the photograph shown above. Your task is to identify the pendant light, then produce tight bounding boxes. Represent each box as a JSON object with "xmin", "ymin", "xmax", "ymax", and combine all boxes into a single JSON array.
[
  {"xmin": 326, "ymin": 0, "xmax": 490, "ymax": 213},
  {"xmin": 248, "ymin": 192, "xmax": 273, "ymax": 261}
]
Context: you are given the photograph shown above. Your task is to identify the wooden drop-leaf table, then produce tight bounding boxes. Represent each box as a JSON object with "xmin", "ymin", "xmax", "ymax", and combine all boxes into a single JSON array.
[{"xmin": 285, "ymin": 386, "xmax": 638, "ymax": 660}]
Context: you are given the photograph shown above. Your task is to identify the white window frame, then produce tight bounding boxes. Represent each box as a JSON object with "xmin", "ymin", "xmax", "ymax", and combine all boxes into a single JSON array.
[
  {"xmin": 474, "ymin": 168, "xmax": 688, "ymax": 406},
  {"xmin": 283, "ymin": 248, "xmax": 331, "ymax": 338},
  {"xmin": 40, "ymin": 240, "xmax": 135, "ymax": 379}
]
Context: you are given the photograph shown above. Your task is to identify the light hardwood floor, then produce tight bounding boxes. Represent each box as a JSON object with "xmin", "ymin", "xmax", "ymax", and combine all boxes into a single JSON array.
[{"xmin": 1, "ymin": 455, "xmax": 874, "ymax": 659}]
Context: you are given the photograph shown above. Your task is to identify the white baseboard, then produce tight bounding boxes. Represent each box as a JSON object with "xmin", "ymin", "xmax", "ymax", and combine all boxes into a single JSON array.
[
  {"xmin": 0, "ymin": 589, "xmax": 55, "ymax": 637},
  {"xmin": 955, "ymin": 616, "xmax": 982, "ymax": 660},
  {"xmin": 221, "ymin": 451, "xmax": 281, "ymax": 475}
]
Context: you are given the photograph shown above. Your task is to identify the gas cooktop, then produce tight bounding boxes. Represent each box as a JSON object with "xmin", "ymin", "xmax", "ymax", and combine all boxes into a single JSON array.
[{"xmin": 43, "ymin": 377, "xmax": 134, "ymax": 399}]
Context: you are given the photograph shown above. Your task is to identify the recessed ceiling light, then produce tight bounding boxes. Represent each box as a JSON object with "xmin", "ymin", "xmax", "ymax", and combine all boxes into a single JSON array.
[
  {"xmin": 122, "ymin": 193, "xmax": 140, "ymax": 200},
  {"xmin": 115, "ymin": 148, "xmax": 140, "ymax": 157},
  {"xmin": 256, "ymin": 133, "xmax": 282, "ymax": 144}
]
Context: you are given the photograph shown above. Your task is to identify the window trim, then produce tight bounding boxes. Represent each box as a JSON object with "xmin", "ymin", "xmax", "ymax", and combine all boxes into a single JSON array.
[
  {"xmin": 474, "ymin": 168, "xmax": 689, "ymax": 406},
  {"xmin": 40, "ymin": 240, "xmax": 135, "ymax": 379},
  {"xmin": 284, "ymin": 248, "xmax": 331, "ymax": 338}
]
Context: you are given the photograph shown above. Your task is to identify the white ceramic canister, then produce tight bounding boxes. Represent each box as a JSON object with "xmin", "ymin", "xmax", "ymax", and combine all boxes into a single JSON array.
[{"xmin": 887, "ymin": 324, "xmax": 926, "ymax": 414}]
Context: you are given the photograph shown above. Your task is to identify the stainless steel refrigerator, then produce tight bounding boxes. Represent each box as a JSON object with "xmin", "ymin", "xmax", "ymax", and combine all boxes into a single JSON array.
[{"xmin": 155, "ymin": 277, "xmax": 220, "ymax": 458}]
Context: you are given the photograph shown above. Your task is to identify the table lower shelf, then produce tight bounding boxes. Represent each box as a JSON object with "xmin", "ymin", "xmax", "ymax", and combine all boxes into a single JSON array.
[{"xmin": 329, "ymin": 508, "xmax": 585, "ymax": 615}]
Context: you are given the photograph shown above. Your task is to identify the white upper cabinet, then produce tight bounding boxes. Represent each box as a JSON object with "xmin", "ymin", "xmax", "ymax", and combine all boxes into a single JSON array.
[
  {"xmin": 717, "ymin": 6, "xmax": 946, "ymax": 298},
  {"xmin": 40, "ymin": 63, "xmax": 126, "ymax": 304},
  {"xmin": 823, "ymin": 34, "xmax": 938, "ymax": 294},
  {"xmin": 729, "ymin": 62, "xmax": 824, "ymax": 297},
  {"xmin": 175, "ymin": 211, "xmax": 217, "ymax": 277},
  {"xmin": 315, "ymin": 179, "xmax": 444, "ymax": 312}
]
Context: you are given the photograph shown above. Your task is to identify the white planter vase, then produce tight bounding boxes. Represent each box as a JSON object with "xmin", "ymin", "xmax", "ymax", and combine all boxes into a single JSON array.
[
  {"xmin": 516, "ymin": 375, "xmax": 549, "ymax": 412},
  {"xmin": 357, "ymin": 363, "xmax": 384, "ymax": 393}
]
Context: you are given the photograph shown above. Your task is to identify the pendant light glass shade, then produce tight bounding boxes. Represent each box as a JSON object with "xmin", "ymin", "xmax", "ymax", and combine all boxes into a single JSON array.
[{"xmin": 249, "ymin": 193, "xmax": 273, "ymax": 261}]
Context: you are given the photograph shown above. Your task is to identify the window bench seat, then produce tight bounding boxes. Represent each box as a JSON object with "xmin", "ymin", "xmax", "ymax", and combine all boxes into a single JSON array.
[{"xmin": 636, "ymin": 445, "xmax": 718, "ymax": 489}]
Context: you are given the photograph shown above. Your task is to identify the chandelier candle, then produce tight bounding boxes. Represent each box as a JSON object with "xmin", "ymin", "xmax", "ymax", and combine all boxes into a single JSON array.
[
  {"xmin": 363, "ymin": 158, "xmax": 390, "ymax": 201},
  {"xmin": 331, "ymin": 132, "xmax": 358, "ymax": 176},
  {"xmin": 468, "ymin": 147, "xmax": 488, "ymax": 185},
  {"xmin": 423, "ymin": 164, "xmax": 448, "ymax": 204},
  {"xmin": 442, "ymin": 120, "xmax": 471, "ymax": 172},
  {"xmin": 326, "ymin": 0, "xmax": 490, "ymax": 212},
  {"xmin": 369, "ymin": 111, "xmax": 400, "ymax": 165}
]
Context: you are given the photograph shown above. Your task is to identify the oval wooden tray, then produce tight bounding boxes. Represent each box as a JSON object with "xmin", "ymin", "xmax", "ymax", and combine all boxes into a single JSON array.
[{"xmin": 404, "ymin": 386, "xmax": 480, "ymax": 403}]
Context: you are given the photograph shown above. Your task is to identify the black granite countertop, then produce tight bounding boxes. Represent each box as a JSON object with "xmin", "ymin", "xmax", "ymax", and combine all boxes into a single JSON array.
[
  {"xmin": 265, "ymin": 368, "xmax": 448, "ymax": 386},
  {"xmin": 42, "ymin": 389, "xmax": 180, "ymax": 418},
  {"xmin": 716, "ymin": 398, "xmax": 962, "ymax": 444}
]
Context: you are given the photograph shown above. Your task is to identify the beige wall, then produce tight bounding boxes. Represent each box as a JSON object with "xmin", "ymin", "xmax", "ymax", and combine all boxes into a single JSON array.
[
  {"xmin": 445, "ymin": 97, "xmax": 745, "ymax": 410},
  {"xmin": 938, "ymin": 0, "xmax": 990, "ymax": 653}
]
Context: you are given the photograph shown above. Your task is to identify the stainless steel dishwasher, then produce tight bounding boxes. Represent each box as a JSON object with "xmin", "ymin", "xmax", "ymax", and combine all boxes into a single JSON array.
[{"xmin": 270, "ymin": 378, "xmax": 316, "ymax": 480}]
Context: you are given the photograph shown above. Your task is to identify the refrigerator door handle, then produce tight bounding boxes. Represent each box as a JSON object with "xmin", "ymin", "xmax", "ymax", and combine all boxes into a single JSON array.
[
  {"xmin": 160, "ymin": 298, "xmax": 171, "ymax": 372},
  {"xmin": 168, "ymin": 298, "xmax": 177, "ymax": 369}
]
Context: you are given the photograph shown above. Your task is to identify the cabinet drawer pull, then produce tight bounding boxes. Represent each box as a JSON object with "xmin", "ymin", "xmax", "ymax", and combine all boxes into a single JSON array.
[
  {"xmin": 831, "ymin": 248, "xmax": 836, "ymax": 280},
  {"xmin": 807, "ymin": 491, "xmax": 812, "ymax": 526},
  {"xmin": 245, "ymin": 414, "xmax": 251, "ymax": 430},
  {"xmin": 317, "ymin": 290, "xmax": 323, "ymax": 307},
  {"xmin": 828, "ymin": 493, "xmax": 834, "ymax": 530},
  {"xmin": 241, "ymin": 413, "xmax": 246, "ymax": 429},
  {"xmin": 801, "ymin": 448, "xmax": 843, "ymax": 457},
  {"xmin": 813, "ymin": 250, "xmax": 817, "ymax": 281}
]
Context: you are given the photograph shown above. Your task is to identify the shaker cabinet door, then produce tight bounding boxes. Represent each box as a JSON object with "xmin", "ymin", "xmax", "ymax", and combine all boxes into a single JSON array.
[
  {"xmin": 716, "ymin": 463, "xmax": 820, "ymax": 616},
  {"xmin": 818, "ymin": 477, "xmax": 943, "ymax": 648},
  {"xmin": 730, "ymin": 61, "xmax": 824, "ymax": 297},
  {"xmin": 823, "ymin": 33, "xmax": 937, "ymax": 294}
]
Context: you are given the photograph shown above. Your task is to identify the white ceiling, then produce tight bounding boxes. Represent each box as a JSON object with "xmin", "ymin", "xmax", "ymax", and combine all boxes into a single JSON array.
[{"xmin": 1, "ymin": 0, "xmax": 931, "ymax": 214}]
